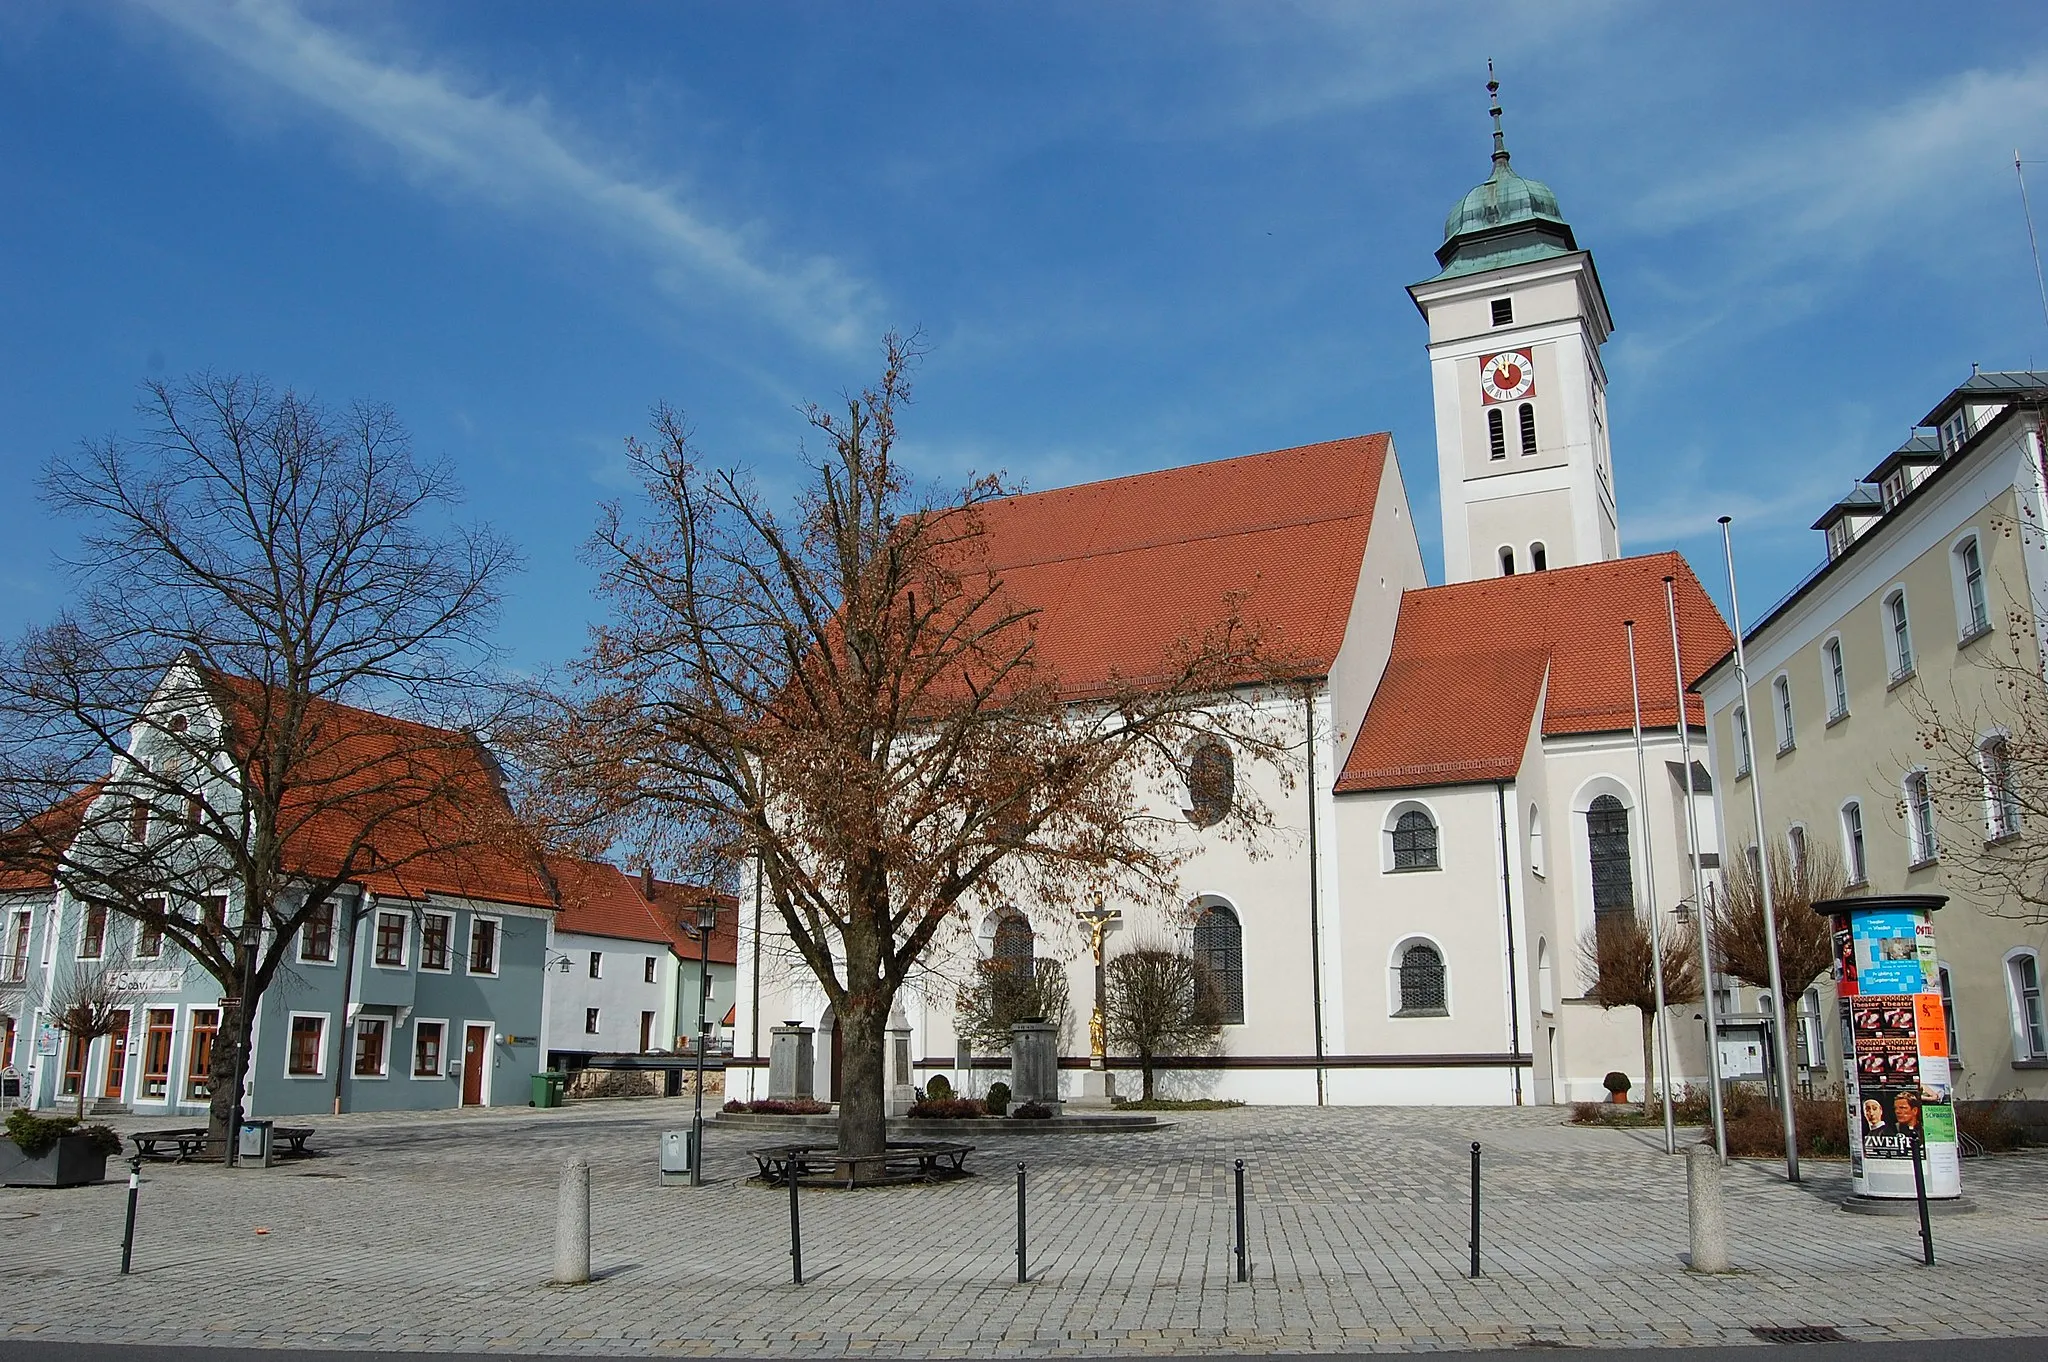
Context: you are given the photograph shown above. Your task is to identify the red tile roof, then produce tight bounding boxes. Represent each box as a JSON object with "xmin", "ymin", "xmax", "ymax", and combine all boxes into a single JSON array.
[
  {"xmin": 0, "ymin": 784, "xmax": 102, "ymax": 893},
  {"xmin": 201, "ymin": 671, "xmax": 556, "ymax": 910},
  {"xmin": 1336, "ymin": 553, "xmax": 1732, "ymax": 793},
  {"xmin": 969, "ymin": 435, "xmax": 1394, "ymax": 693},
  {"xmin": 645, "ymin": 876, "xmax": 739, "ymax": 966},
  {"xmin": 545, "ymin": 858, "xmax": 675, "ymax": 945}
]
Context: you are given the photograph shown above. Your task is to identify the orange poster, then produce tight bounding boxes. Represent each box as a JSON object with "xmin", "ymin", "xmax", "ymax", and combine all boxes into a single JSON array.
[{"xmin": 1915, "ymin": 993, "xmax": 1948, "ymax": 1056}]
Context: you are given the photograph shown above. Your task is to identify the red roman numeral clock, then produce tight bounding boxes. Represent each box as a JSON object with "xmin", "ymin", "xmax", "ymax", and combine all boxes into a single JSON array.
[{"xmin": 1479, "ymin": 349, "xmax": 1535, "ymax": 404}]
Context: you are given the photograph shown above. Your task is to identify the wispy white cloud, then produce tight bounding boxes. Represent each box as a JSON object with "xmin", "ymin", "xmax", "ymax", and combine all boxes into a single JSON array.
[{"xmin": 134, "ymin": 0, "xmax": 875, "ymax": 350}]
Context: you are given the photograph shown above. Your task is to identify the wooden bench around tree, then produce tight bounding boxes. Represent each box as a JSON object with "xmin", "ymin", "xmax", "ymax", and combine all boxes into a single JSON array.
[{"xmin": 751, "ymin": 1141, "xmax": 972, "ymax": 1188}]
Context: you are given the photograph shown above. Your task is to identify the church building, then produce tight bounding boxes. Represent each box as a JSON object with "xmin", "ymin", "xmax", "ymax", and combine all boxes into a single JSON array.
[{"xmin": 730, "ymin": 83, "xmax": 1733, "ymax": 1108}]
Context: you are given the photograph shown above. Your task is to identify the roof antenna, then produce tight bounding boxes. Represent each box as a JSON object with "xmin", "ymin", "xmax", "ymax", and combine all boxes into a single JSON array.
[
  {"xmin": 1488, "ymin": 60, "xmax": 1510, "ymax": 169},
  {"xmin": 2018, "ymin": 149, "xmax": 2048, "ymax": 329}
]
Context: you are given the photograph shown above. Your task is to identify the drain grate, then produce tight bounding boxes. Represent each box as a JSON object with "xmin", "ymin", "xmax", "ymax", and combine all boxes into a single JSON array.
[{"xmin": 1752, "ymin": 1326, "xmax": 1848, "ymax": 1344}]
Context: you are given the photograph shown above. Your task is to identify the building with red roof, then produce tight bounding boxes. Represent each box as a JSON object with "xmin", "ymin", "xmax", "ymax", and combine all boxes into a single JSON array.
[{"xmin": 734, "ymin": 87, "xmax": 1738, "ymax": 1110}]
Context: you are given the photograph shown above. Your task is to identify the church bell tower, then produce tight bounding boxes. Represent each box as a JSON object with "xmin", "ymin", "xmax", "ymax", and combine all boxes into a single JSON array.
[{"xmin": 1409, "ymin": 71, "xmax": 1619, "ymax": 584}]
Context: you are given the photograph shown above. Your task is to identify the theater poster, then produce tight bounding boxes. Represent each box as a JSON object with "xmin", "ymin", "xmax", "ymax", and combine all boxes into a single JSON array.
[{"xmin": 1832, "ymin": 905, "xmax": 1960, "ymax": 1199}]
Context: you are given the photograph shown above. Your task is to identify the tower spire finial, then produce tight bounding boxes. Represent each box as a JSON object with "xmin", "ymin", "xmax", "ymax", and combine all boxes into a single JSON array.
[{"xmin": 1487, "ymin": 59, "xmax": 1510, "ymax": 170}]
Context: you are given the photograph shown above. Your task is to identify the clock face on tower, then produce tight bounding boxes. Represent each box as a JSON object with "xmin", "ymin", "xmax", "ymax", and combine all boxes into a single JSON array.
[{"xmin": 1479, "ymin": 349, "xmax": 1535, "ymax": 405}]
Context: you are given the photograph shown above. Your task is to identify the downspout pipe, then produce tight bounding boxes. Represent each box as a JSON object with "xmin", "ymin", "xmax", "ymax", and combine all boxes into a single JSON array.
[
  {"xmin": 1303, "ymin": 687, "xmax": 1326, "ymax": 1106},
  {"xmin": 1494, "ymin": 781, "xmax": 1524, "ymax": 1104}
]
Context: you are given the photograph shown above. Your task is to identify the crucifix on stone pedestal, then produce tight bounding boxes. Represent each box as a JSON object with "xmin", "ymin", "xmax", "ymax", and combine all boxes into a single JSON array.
[{"xmin": 1078, "ymin": 901, "xmax": 1122, "ymax": 1099}]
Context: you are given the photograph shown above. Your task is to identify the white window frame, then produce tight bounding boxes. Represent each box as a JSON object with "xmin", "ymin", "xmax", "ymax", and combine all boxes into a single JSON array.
[
  {"xmin": 1981, "ymin": 733, "xmax": 2022, "ymax": 842},
  {"xmin": 467, "ymin": 914, "xmax": 501, "ymax": 977},
  {"xmin": 1387, "ymin": 934, "xmax": 1451, "ymax": 1018},
  {"xmin": 2006, "ymin": 948, "xmax": 2048, "ymax": 1062},
  {"xmin": 1383, "ymin": 799, "xmax": 1443, "ymax": 873},
  {"xmin": 1904, "ymin": 770, "xmax": 1938, "ymax": 867},
  {"xmin": 1528, "ymin": 803, "xmax": 1545, "ymax": 877},
  {"xmin": 585, "ymin": 1007, "xmax": 601, "ymax": 1035},
  {"xmin": 297, "ymin": 900, "xmax": 337, "ymax": 966},
  {"xmin": 1939, "ymin": 963, "xmax": 1962, "ymax": 1068},
  {"xmin": 1953, "ymin": 532, "xmax": 1991, "ymax": 642},
  {"xmin": 1787, "ymin": 823, "xmax": 1808, "ymax": 880},
  {"xmin": 1732, "ymin": 704, "xmax": 1753, "ymax": 778},
  {"xmin": 410, "ymin": 1017, "xmax": 448, "ymax": 1080},
  {"xmin": 1841, "ymin": 800, "xmax": 1868, "ymax": 886},
  {"xmin": 1883, "ymin": 586, "xmax": 1915, "ymax": 684},
  {"xmin": 417, "ymin": 910, "xmax": 455, "ymax": 973},
  {"xmin": 285, "ymin": 1011, "xmax": 329, "ymax": 1079},
  {"xmin": 352, "ymin": 1015, "xmax": 392, "ymax": 1080},
  {"xmin": 1821, "ymin": 635, "xmax": 1849, "ymax": 723},
  {"xmin": 644, "ymin": 956, "xmax": 659, "ymax": 984},
  {"xmin": 589, "ymin": 950, "xmax": 603, "ymax": 980},
  {"xmin": 371, "ymin": 909, "xmax": 410, "ymax": 970},
  {"xmin": 1771, "ymin": 674, "xmax": 1795, "ymax": 754}
]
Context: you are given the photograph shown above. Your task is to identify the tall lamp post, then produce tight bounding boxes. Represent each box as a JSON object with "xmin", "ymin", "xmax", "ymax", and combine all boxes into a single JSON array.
[{"xmin": 689, "ymin": 898, "xmax": 717, "ymax": 1187}]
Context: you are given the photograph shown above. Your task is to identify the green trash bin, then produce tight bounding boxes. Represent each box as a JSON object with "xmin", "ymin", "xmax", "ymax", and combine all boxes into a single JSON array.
[{"xmin": 531, "ymin": 1071, "xmax": 567, "ymax": 1108}]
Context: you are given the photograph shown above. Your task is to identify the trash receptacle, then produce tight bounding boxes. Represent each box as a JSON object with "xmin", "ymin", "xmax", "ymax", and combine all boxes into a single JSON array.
[
  {"xmin": 237, "ymin": 1119, "xmax": 273, "ymax": 1169},
  {"xmin": 659, "ymin": 1129, "xmax": 695, "ymax": 1185},
  {"xmin": 531, "ymin": 1071, "xmax": 566, "ymax": 1108}
]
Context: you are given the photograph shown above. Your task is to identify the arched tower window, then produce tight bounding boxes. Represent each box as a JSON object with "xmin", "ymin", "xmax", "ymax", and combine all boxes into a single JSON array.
[
  {"xmin": 1193, "ymin": 904, "xmax": 1244, "ymax": 1025},
  {"xmin": 1586, "ymin": 794, "xmax": 1633, "ymax": 915},
  {"xmin": 1519, "ymin": 402, "xmax": 1538, "ymax": 456},
  {"xmin": 992, "ymin": 910, "xmax": 1034, "ymax": 980},
  {"xmin": 1487, "ymin": 408, "xmax": 1506, "ymax": 460},
  {"xmin": 1185, "ymin": 742, "xmax": 1234, "ymax": 828},
  {"xmin": 1499, "ymin": 546, "xmax": 1516, "ymax": 576},
  {"xmin": 1530, "ymin": 542, "xmax": 1547, "ymax": 571}
]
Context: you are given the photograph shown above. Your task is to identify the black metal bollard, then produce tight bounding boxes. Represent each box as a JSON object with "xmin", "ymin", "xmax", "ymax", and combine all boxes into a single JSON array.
[
  {"xmin": 1016, "ymin": 1163, "xmax": 1027, "ymax": 1283},
  {"xmin": 1468, "ymin": 1142, "xmax": 1481, "ymax": 1279},
  {"xmin": 1910, "ymin": 1128, "xmax": 1934, "ymax": 1266},
  {"xmin": 788, "ymin": 1161, "xmax": 804, "ymax": 1285},
  {"xmin": 119, "ymin": 1154, "xmax": 140, "ymax": 1275},
  {"xmin": 1233, "ymin": 1158, "xmax": 1248, "ymax": 1283}
]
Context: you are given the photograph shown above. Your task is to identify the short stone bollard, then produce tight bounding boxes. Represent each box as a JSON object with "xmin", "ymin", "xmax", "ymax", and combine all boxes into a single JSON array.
[
  {"xmin": 554, "ymin": 1157, "xmax": 591, "ymax": 1285},
  {"xmin": 1685, "ymin": 1142, "xmax": 1730, "ymax": 1273}
]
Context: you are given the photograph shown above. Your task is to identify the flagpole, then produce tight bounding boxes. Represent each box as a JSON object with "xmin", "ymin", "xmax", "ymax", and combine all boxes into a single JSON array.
[
  {"xmin": 1667, "ymin": 573, "xmax": 1729, "ymax": 1161},
  {"xmin": 1625, "ymin": 620, "xmax": 1676, "ymax": 1156},
  {"xmin": 1718, "ymin": 516, "xmax": 1802, "ymax": 1183}
]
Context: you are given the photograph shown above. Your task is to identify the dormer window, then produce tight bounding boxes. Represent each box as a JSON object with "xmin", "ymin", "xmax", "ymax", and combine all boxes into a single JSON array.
[
  {"xmin": 1825, "ymin": 520, "xmax": 1851, "ymax": 560},
  {"xmin": 1881, "ymin": 470, "xmax": 1908, "ymax": 510},
  {"xmin": 1941, "ymin": 411, "xmax": 1969, "ymax": 453},
  {"xmin": 1490, "ymin": 298, "xmax": 1514, "ymax": 326}
]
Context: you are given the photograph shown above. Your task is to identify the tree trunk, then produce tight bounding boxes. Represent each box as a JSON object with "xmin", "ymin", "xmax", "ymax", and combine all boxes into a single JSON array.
[
  {"xmin": 1639, "ymin": 1010, "xmax": 1657, "ymax": 1114},
  {"xmin": 72, "ymin": 1042, "xmax": 88, "ymax": 1120},
  {"xmin": 206, "ymin": 1001, "xmax": 247, "ymax": 1157},
  {"xmin": 833, "ymin": 993, "xmax": 892, "ymax": 1159},
  {"xmin": 1140, "ymin": 1050, "xmax": 1156, "ymax": 1101}
]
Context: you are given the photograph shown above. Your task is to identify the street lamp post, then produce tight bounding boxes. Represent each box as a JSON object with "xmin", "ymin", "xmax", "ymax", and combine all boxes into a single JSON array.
[{"xmin": 690, "ymin": 899, "xmax": 717, "ymax": 1187}]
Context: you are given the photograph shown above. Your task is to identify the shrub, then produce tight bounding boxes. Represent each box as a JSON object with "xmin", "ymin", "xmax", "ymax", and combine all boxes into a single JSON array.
[
  {"xmin": 924, "ymin": 1074, "xmax": 954, "ymax": 1101},
  {"xmin": 1568, "ymin": 1101, "xmax": 1608, "ymax": 1125},
  {"xmin": 908, "ymin": 1097, "xmax": 986, "ymax": 1119},
  {"xmin": 5, "ymin": 1110, "xmax": 80, "ymax": 1158},
  {"xmin": 1602, "ymin": 1071, "xmax": 1631, "ymax": 1096},
  {"xmin": 723, "ymin": 1099, "xmax": 747, "ymax": 1113},
  {"xmin": 75, "ymin": 1125, "xmax": 123, "ymax": 1158},
  {"xmin": 985, "ymin": 1081, "xmax": 1011, "ymax": 1117},
  {"xmin": 730, "ymin": 1098, "xmax": 831, "ymax": 1115},
  {"xmin": 1012, "ymin": 1100, "xmax": 1054, "ymax": 1120},
  {"xmin": 1957, "ymin": 1100, "xmax": 2027, "ymax": 1152},
  {"xmin": 1722, "ymin": 1086, "xmax": 1848, "ymax": 1158}
]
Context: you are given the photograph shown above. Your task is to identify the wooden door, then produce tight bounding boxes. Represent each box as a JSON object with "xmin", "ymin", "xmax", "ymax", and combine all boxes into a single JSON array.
[
  {"xmin": 102, "ymin": 1010, "xmax": 130, "ymax": 1100},
  {"xmin": 461, "ymin": 1025, "xmax": 488, "ymax": 1105}
]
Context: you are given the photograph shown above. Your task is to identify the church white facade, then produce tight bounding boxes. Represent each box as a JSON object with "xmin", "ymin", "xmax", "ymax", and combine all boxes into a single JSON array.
[{"xmin": 730, "ymin": 85, "xmax": 1730, "ymax": 1109}]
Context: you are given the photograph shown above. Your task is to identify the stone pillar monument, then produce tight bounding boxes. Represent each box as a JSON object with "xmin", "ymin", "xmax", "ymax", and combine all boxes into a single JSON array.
[
  {"xmin": 768, "ymin": 1022, "xmax": 815, "ymax": 1101},
  {"xmin": 1009, "ymin": 1020, "xmax": 1061, "ymax": 1114},
  {"xmin": 886, "ymin": 1023, "xmax": 916, "ymax": 1116}
]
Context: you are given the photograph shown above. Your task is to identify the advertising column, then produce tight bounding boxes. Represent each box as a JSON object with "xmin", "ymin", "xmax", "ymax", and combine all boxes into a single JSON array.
[{"xmin": 1815, "ymin": 894, "xmax": 1959, "ymax": 1200}]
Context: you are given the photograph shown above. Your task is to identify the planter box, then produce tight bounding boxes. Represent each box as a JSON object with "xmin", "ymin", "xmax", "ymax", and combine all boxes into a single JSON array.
[{"xmin": 0, "ymin": 1135, "xmax": 111, "ymax": 1188}]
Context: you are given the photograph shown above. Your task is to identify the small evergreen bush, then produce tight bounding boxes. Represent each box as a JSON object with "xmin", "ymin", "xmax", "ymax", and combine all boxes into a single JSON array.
[
  {"xmin": 924, "ymin": 1074, "xmax": 954, "ymax": 1101},
  {"xmin": 984, "ymin": 1081, "xmax": 1011, "ymax": 1117},
  {"xmin": 5, "ymin": 1110, "xmax": 80, "ymax": 1158},
  {"xmin": 1012, "ymin": 1100, "xmax": 1054, "ymax": 1120},
  {"xmin": 907, "ymin": 1096, "xmax": 986, "ymax": 1119},
  {"xmin": 1602, "ymin": 1071, "xmax": 1631, "ymax": 1096}
]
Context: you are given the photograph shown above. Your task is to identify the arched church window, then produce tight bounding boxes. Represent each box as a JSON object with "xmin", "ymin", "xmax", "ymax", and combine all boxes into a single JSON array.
[
  {"xmin": 1530, "ymin": 542, "xmax": 1547, "ymax": 571},
  {"xmin": 1395, "ymin": 941, "xmax": 1447, "ymax": 1015},
  {"xmin": 1519, "ymin": 402, "xmax": 1538, "ymax": 456},
  {"xmin": 1390, "ymin": 809, "xmax": 1439, "ymax": 870},
  {"xmin": 1487, "ymin": 408, "xmax": 1506, "ymax": 460},
  {"xmin": 1193, "ymin": 904, "xmax": 1244, "ymax": 1025},
  {"xmin": 1587, "ymin": 794, "xmax": 1633, "ymax": 915},
  {"xmin": 1185, "ymin": 742, "xmax": 1234, "ymax": 828},
  {"xmin": 992, "ymin": 910, "xmax": 1034, "ymax": 980},
  {"xmin": 1499, "ymin": 546, "xmax": 1515, "ymax": 577}
]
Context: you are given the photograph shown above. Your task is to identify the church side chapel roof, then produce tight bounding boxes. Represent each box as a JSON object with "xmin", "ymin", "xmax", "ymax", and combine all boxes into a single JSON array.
[
  {"xmin": 969, "ymin": 433, "xmax": 1394, "ymax": 696},
  {"xmin": 1335, "ymin": 553, "xmax": 1731, "ymax": 793}
]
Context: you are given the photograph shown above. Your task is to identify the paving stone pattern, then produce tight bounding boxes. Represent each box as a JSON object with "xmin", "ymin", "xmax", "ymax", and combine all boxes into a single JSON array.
[{"xmin": 0, "ymin": 1101, "xmax": 2042, "ymax": 1356}]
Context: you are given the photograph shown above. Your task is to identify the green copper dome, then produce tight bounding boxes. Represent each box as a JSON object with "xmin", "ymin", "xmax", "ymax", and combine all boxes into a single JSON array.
[{"xmin": 1429, "ymin": 76, "xmax": 1578, "ymax": 281}]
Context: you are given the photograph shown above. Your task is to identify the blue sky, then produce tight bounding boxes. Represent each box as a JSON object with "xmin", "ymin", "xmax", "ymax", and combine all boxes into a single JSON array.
[{"xmin": 3, "ymin": 2, "xmax": 2045, "ymax": 673}]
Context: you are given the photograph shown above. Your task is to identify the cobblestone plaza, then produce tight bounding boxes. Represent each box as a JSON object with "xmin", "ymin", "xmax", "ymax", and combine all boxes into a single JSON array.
[{"xmin": 0, "ymin": 1100, "xmax": 2043, "ymax": 1356}]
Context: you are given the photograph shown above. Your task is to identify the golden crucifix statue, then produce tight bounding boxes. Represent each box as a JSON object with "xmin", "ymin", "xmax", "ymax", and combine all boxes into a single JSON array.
[{"xmin": 1077, "ymin": 902, "xmax": 1122, "ymax": 1065}]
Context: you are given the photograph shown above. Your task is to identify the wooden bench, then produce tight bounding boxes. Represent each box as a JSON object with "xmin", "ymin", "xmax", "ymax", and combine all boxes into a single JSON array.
[
  {"xmin": 273, "ymin": 1125, "xmax": 315, "ymax": 1157},
  {"xmin": 751, "ymin": 1141, "xmax": 972, "ymax": 1188},
  {"xmin": 131, "ymin": 1128, "xmax": 211, "ymax": 1162}
]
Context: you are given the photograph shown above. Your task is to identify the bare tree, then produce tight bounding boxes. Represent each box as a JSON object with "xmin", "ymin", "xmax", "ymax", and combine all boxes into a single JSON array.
[
  {"xmin": 954, "ymin": 958, "xmax": 1073, "ymax": 1054},
  {"xmin": 1711, "ymin": 840, "xmax": 1842, "ymax": 995},
  {"xmin": 517, "ymin": 336, "xmax": 1299, "ymax": 1158},
  {"xmin": 1578, "ymin": 909, "xmax": 1701, "ymax": 1105},
  {"xmin": 1102, "ymin": 943, "xmax": 1223, "ymax": 1101},
  {"xmin": 0, "ymin": 374, "xmax": 521, "ymax": 1149},
  {"xmin": 40, "ymin": 948, "xmax": 151, "ymax": 1119}
]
